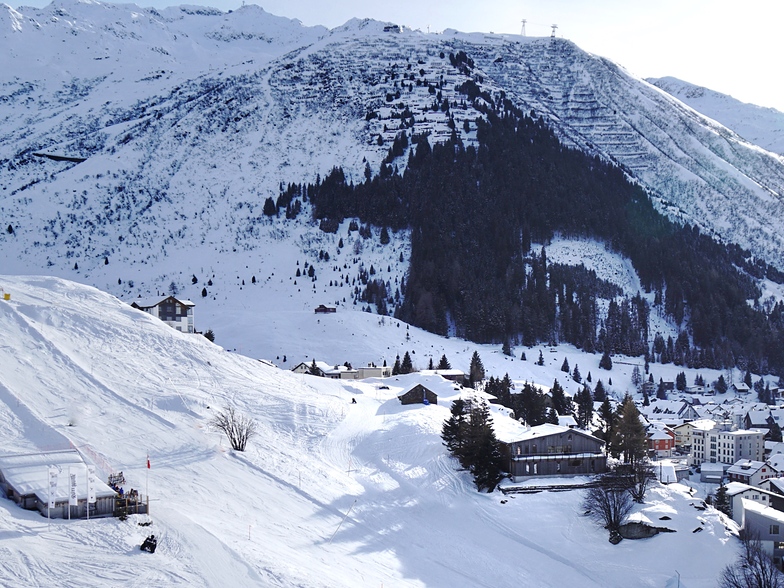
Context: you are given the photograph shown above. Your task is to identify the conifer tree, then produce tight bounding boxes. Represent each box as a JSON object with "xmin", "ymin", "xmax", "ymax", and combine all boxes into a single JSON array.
[
  {"xmin": 612, "ymin": 395, "xmax": 647, "ymax": 466},
  {"xmin": 401, "ymin": 351, "xmax": 413, "ymax": 374},
  {"xmin": 714, "ymin": 482, "xmax": 732, "ymax": 518},
  {"xmin": 599, "ymin": 351, "xmax": 613, "ymax": 370},
  {"xmin": 550, "ymin": 379, "xmax": 571, "ymax": 415},
  {"xmin": 573, "ymin": 364, "xmax": 582, "ymax": 383},
  {"xmin": 594, "ymin": 380, "xmax": 606, "ymax": 402},
  {"xmin": 576, "ymin": 387, "xmax": 594, "ymax": 429},
  {"xmin": 537, "ymin": 350, "xmax": 545, "ymax": 366},
  {"xmin": 438, "ymin": 354, "xmax": 451, "ymax": 370},
  {"xmin": 599, "ymin": 397, "xmax": 615, "ymax": 443},
  {"xmin": 469, "ymin": 351, "xmax": 485, "ymax": 388},
  {"xmin": 441, "ymin": 399, "xmax": 468, "ymax": 455},
  {"xmin": 466, "ymin": 402, "xmax": 505, "ymax": 492},
  {"xmin": 392, "ymin": 355, "xmax": 401, "ymax": 375},
  {"xmin": 561, "ymin": 357, "xmax": 570, "ymax": 373}
]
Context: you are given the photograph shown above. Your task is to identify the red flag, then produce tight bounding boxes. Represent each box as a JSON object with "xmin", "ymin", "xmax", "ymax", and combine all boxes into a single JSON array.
[{"xmin": 147, "ymin": 455, "xmax": 150, "ymax": 469}]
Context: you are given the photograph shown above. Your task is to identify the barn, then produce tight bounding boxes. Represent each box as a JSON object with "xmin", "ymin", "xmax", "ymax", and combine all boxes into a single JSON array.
[{"xmin": 398, "ymin": 383, "xmax": 438, "ymax": 406}]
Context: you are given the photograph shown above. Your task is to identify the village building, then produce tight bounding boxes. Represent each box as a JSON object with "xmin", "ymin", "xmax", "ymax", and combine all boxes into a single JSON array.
[
  {"xmin": 727, "ymin": 459, "xmax": 779, "ymax": 487},
  {"xmin": 741, "ymin": 499, "xmax": 784, "ymax": 570},
  {"xmin": 691, "ymin": 424, "xmax": 764, "ymax": 466},
  {"xmin": 725, "ymin": 482, "xmax": 783, "ymax": 525},
  {"xmin": 0, "ymin": 450, "xmax": 118, "ymax": 519},
  {"xmin": 646, "ymin": 423, "xmax": 675, "ymax": 458},
  {"xmin": 291, "ymin": 360, "xmax": 391, "ymax": 380},
  {"xmin": 130, "ymin": 296, "xmax": 195, "ymax": 333},
  {"xmin": 419, "ymin": 369, "xmax": 466, "ymax": 384},
  {"xmin": 673, "ymin": 418, "xmax": 717, "ymax": 454},
  {"xmin": 314, "ymin": 305, "xmax": 337, "ymax": 314},
  {"xmin": 398, "ymin": 383, "xmax": 437, "ymax": 405},
  {"xmin": 357, "ymin": 365, "xmax": 393, "ymax": 379},
  {"xmin": 497, "ymin": 423, "xmax": 607, "ymax": 480},
  {"xmin": 733, "ymin": 382, "xmax": 751, "ymax": 395}
]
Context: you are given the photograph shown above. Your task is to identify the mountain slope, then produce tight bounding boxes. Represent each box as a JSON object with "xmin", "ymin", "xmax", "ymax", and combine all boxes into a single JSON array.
[
  {"xmin": 1, "ymin": 1, "xmax": 784, "ymax": 360},
  {"xmin": 648, "ymin": 76, "xmax": 784, "ymax": 157},
  {"xmin": 0, "ymin": 275, "xmax": 741, "ymax": 586}
]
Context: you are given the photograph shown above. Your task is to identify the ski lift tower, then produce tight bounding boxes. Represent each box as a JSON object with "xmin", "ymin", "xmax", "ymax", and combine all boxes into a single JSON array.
[
  {"xmin": 520, "ymin": 19, "xmax": 527, "ymax": 36},
  {"xmin": 551, "ymin": 24, "xmax": 558, "ymax": 38}
]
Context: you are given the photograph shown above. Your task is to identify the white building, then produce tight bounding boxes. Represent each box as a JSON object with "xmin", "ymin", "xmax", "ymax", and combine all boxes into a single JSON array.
[
  {"xmin": 131, "ymin": 296, "xmax": 195, "ymax": 334},
  {"xmin": 691, "ymin": 424, "xmax": 764, "ymax": 466}
]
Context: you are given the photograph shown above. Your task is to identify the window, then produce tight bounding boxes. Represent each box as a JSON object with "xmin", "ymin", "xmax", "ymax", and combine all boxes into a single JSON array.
[{"xmin": 771, "ymin": 525, "xmax": 780, "ymax": 535}]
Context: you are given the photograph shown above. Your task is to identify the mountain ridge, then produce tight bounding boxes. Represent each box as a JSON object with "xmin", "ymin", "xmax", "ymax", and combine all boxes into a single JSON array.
[{"xmin": 2, "ymin": 1, "xmax": 784, "ymax": 360}]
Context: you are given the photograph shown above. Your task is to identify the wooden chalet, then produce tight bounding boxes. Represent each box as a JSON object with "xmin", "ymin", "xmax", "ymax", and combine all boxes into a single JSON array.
[
  {"xmin": 498, "ymin": 424, "xmax": 607, "ymax": 479},
  {"xmin": 398, "ymin": 384, "xmax": 437, "ymax": 406}
]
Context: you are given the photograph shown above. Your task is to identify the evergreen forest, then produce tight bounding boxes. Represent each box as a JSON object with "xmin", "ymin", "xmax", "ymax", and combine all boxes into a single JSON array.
[{"xmin": 276, "ymin": 98, "xmax": 784, "ymax": 375}]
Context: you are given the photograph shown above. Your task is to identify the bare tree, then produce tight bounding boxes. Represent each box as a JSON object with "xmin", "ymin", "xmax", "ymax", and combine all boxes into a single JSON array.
[
  {"xmin": 720, "ymin": 533, "xmax": 784, "ymax": 588},
  {"xmin": 211, "ymin": 405, "xmax": 257, "ymax": 451},
  {"xmin": 626, "ymin": 462, "xmax": 655, "ymax": 503},
  {"xmin": 582, "ymin": 482, "xmax": 634, "ymax": 544}
]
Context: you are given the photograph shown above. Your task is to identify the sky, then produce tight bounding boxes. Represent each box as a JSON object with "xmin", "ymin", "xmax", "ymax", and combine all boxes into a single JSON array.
[{"xmin": 14, "ymin": 0, "xmax": 782, "ymax": 112}]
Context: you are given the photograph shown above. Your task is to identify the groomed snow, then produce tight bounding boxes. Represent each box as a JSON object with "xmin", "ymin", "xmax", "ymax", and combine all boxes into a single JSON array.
[{"xmin": 0, "ymin": 275, "xmax": 740, "ymax": 586}]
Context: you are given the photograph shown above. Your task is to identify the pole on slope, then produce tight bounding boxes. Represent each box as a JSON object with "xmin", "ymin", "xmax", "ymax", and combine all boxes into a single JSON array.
[
  {"xmin": 146, "ymin": 453, "xmax": 150, "ymax": 516},
  {"xmin": 328, "ymin": 499, "xmax": 357, "ymax": 544}
]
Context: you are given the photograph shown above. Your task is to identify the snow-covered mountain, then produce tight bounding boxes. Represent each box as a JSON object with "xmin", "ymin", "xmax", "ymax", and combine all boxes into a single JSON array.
[
  {"xmin": 2, "ymin": 0, "xmax": 784, "ymax": 359},
  {"xmin": 648, "ymin": 76, "xmax": 784, "ymax": 156},
  {"xmin": 0, "ymin": 275, "xmax": 741, "ymax": 587}
]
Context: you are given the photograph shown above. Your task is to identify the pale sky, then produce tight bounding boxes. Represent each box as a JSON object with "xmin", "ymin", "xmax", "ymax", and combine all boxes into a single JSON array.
[{"xmin": 15, "ymin": 0, "xmax": 784, "ymax": 111}]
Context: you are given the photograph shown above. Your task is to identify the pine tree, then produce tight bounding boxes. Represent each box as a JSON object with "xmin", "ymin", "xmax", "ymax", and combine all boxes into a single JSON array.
[
  {"xmin": 631, "ymin": 366, "xmax": 642, "ymax": 390},
  {"xmin": 502, "ymin": 339, "xmax": 512, "ymax": 356},
  {"xmin": 441, "ymin": 399, "xmax": 468, "ymax": 455},
  {"xmin": 427, "ymin": 357, "xmax": 434, "ymax": 370},
  {"xmin": 263, "ymin": 197, "xmax": 277, "ymax": 216},
  {"xmin": 576, "ymin": 387, "xmax": 594, "ymax": 429},
  {"xmin": 714, "ymin": 482, "xmax": 732, "ymax": 518},
  {"xmin": 546, "ymin": 407, "xmax": 559, "ymax": 424},
  {"xmin": 599, "ymin": 351, "xmax": 613, "ymax": 370},
  {"xmin": 744, "ymin": 369, "xmax": 753, "ymax": 388},
  {"xmin": 715, "ymin": 374, "xmax": 728, "ymax": 394},
  {"xmin": 676, "ymin": 371, "xmax": 687, "ymax": 391},
  {"xmin": 550, "ymin": 379, "xmax": 571, "ymax": 416},
  {"xmin": 572, "ymin": 364, "xmax": 582, "ymax": 383},
  {"xmin": 771, "ymin": 420, "xmax": 783, "ymax": 443},
  {"xmin": 438, "ymin": 354, "xmax": 451, "ymax": 370},
  {"xmin": 599, "ymin": 397, "xmax": 615, "ymax": 443},
  {"xmin": 469, "ymin": 351, "xmax": 485, "ymax": 387},
  {"xmin": 561, "ymin": 357, "xmax": 570, "ymax": 373},
  {"xmin": 612, "ymin": 395, "xmax": 648, "ymax": 466},
  {"xmin": 594, "ymin": 380, "xmax": 606, "ymax": 402},
  {"xmin": 401, "ymin": 351, "xmax": 413, "ymax": 374},
  {"xmin": 466, "ymin": 402, "xmax": 505, "ymax": 492},
  {"xmin": 392, "ymin": 355, "xmax": 401, "ymax": 375},
  {"xmin": 537, "ymin": 350, "xmax": 545, "ymax": 366}
]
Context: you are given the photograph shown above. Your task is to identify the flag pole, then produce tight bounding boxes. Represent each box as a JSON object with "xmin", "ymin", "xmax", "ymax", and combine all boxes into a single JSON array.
[{"xmin": 146, "ymin": 453, "xmax": 150, "ymax": 515}]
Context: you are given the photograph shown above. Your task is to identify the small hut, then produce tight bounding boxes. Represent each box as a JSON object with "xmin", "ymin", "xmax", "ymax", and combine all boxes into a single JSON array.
[{"xmin": 398, "ymin": 384, "xmax": 438, "ymax": 406}]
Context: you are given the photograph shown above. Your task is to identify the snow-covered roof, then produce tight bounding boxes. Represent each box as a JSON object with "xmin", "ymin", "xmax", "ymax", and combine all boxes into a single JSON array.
[
  {"xmin": 766, "ymin": 454, "xmax": 784, "ymax": 472},
  {"xmin": 557, "ymin": 415, "xmax": 577, "ymax": 428},
  {"xmin": 131, "ymin": 296, "xmax": 195, "ymax": 308},
  {"xmin": 727, "ymin": 459, "xmax": 766, "ymax": 476},
  {"xmin": 0, "ymin": 450, "xmax": 115, "ymax": 501},
  {"xmin": 742, "ymin": 499, "xmax": 784, "ymax": 524}
]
